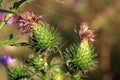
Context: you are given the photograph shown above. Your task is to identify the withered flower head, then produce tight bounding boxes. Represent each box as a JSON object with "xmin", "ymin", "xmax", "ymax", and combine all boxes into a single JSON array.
[
  {"xmin": 77, "ymin": 22, "xmax": 95, "ymax": 42},
  {"xmin": 17, "ymin": 12, "xmax": 43, "ymax": 34}
]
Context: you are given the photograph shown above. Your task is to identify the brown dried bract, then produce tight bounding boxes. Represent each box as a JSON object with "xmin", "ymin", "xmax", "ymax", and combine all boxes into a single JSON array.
[{"xmin": 79, "ymin": 22, "xmax": 95, "ymax": 42}]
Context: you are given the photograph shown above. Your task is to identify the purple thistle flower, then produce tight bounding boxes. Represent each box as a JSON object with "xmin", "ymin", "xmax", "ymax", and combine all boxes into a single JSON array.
[
  {"xmin": 0, "ymin": 55, "xmax": 16, "ymax": 67},
  {"xmin": 16, "ymin": 12, "xmax": 43, "ymax": 34},
  {"xmin": 0, "ymin": 12, "xmax": 3, "ymax": 20}
]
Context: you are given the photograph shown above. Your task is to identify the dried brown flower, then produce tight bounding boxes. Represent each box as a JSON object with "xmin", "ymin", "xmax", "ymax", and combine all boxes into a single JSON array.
[
  {"xmin": 78, "ymin": 22, "xmax": 95, "ymax": 42},
  {"xmin": 17, "ymin": 12, "xmax": 43, "ymax": 34}
]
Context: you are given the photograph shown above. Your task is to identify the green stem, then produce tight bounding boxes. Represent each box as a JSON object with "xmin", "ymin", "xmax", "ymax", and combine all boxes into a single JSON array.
[
  {"xmin": 43, "ymin": 53, "xmax": 49, "ymax": 80},
  {"xmin": 29, "ymin": 72, "xmax": 38, "ymax": 80},
  {"xmin": 28, "ymin": 69, "xmax": 42, "ymax": 80},
  {"xmin": 0, "ymin": 14, "xmax": 11, "ymax": 29},
  {"xmin": 0, "ymin": 21, "xmax": 5, "ymax": 29},
  {"xmin": 0, "ymin": 9, "xmax": 16, "ymax": 30}
]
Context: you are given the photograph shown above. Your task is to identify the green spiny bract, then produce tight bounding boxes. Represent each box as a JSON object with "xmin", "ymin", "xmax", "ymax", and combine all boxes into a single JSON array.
[
  {"xmin": 8, "ymin": 65, "xmax": 30, "ymax": 80},
  {"xmin": 30, "ymin": 24, "xmax": 61, "ymax": 53},
  {"xmin": 65, "ymin": 41, "xmax": 96, "ymax": 73}
]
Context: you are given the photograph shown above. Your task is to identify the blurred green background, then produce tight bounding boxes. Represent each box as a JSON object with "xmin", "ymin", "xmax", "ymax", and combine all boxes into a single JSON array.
[{"xmin": 0, "ymin": 0, "xmax": 120, "ymax": 80}]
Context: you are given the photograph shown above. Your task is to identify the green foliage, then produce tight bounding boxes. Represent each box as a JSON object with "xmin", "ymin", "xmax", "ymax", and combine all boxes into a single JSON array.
[
  {"xmin": 65, "ymin": 41, "xmax": 96, "ymax": 73},
  {"xmin": 30, "ymin": 24, "xmax": 61, "ymax": 53},
  {"xmin": 8, "ymin": 65, "xmax": 30, "ymax": 80}
]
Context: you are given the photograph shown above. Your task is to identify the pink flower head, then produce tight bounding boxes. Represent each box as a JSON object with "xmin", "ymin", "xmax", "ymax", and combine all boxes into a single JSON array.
[{"xmin": 16, "ymin": 12, "xmax": 43, "ymax": 34}]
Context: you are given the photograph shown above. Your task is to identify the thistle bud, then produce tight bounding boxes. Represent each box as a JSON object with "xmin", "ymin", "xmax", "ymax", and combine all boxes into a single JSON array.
[
  {"xmin": 8, "ymin": 65, "xmax": 30, "ymax": 80},
  {"xmin": 65, "ymin": 42, "xmax": 96, "ymax": 74},
  {"xmin": 76, "ymin": 40, "xmax": 96, "ymax": 72},
  {"xmin": 29, "ymin": 24, "xmax": 61, "ymax": 53},
  {"xmin": 0, "ymin": 53, "xmax": 29, "ymax": 80},
  {"xmin": 25, "ymin": 54, "xmax": 44, "ymax": 71}
]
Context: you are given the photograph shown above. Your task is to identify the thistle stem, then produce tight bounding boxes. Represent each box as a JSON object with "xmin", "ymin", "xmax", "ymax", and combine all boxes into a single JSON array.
[
  {"xmin": 0, "ymin": 21, "xmax": 5, "ymax": 29},
  {"xmin": 0, "ymin": 9, "xmax": 16, "ymax": 30},
  {"xmin": 29, "ymin": 72, "xmax": 38, "ymax": 80},
  {"xmin": 42, "ymin": 52, "xmax": 49, "ymax": 80}
]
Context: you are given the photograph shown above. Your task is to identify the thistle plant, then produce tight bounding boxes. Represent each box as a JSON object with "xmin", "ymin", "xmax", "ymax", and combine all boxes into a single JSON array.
[
  {"xmin": 64, "ymin": 23, "xmax": 96, "ymax": 80},
  {"xmin": 0, "ymin": 0, "xmax": 97, "ymax": 80}
]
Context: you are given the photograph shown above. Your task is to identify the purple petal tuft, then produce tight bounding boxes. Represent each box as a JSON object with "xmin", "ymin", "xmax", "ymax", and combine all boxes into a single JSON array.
[{"xmin": 0, "ymin": 55, "xmax": 16, "ymax": 67}]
